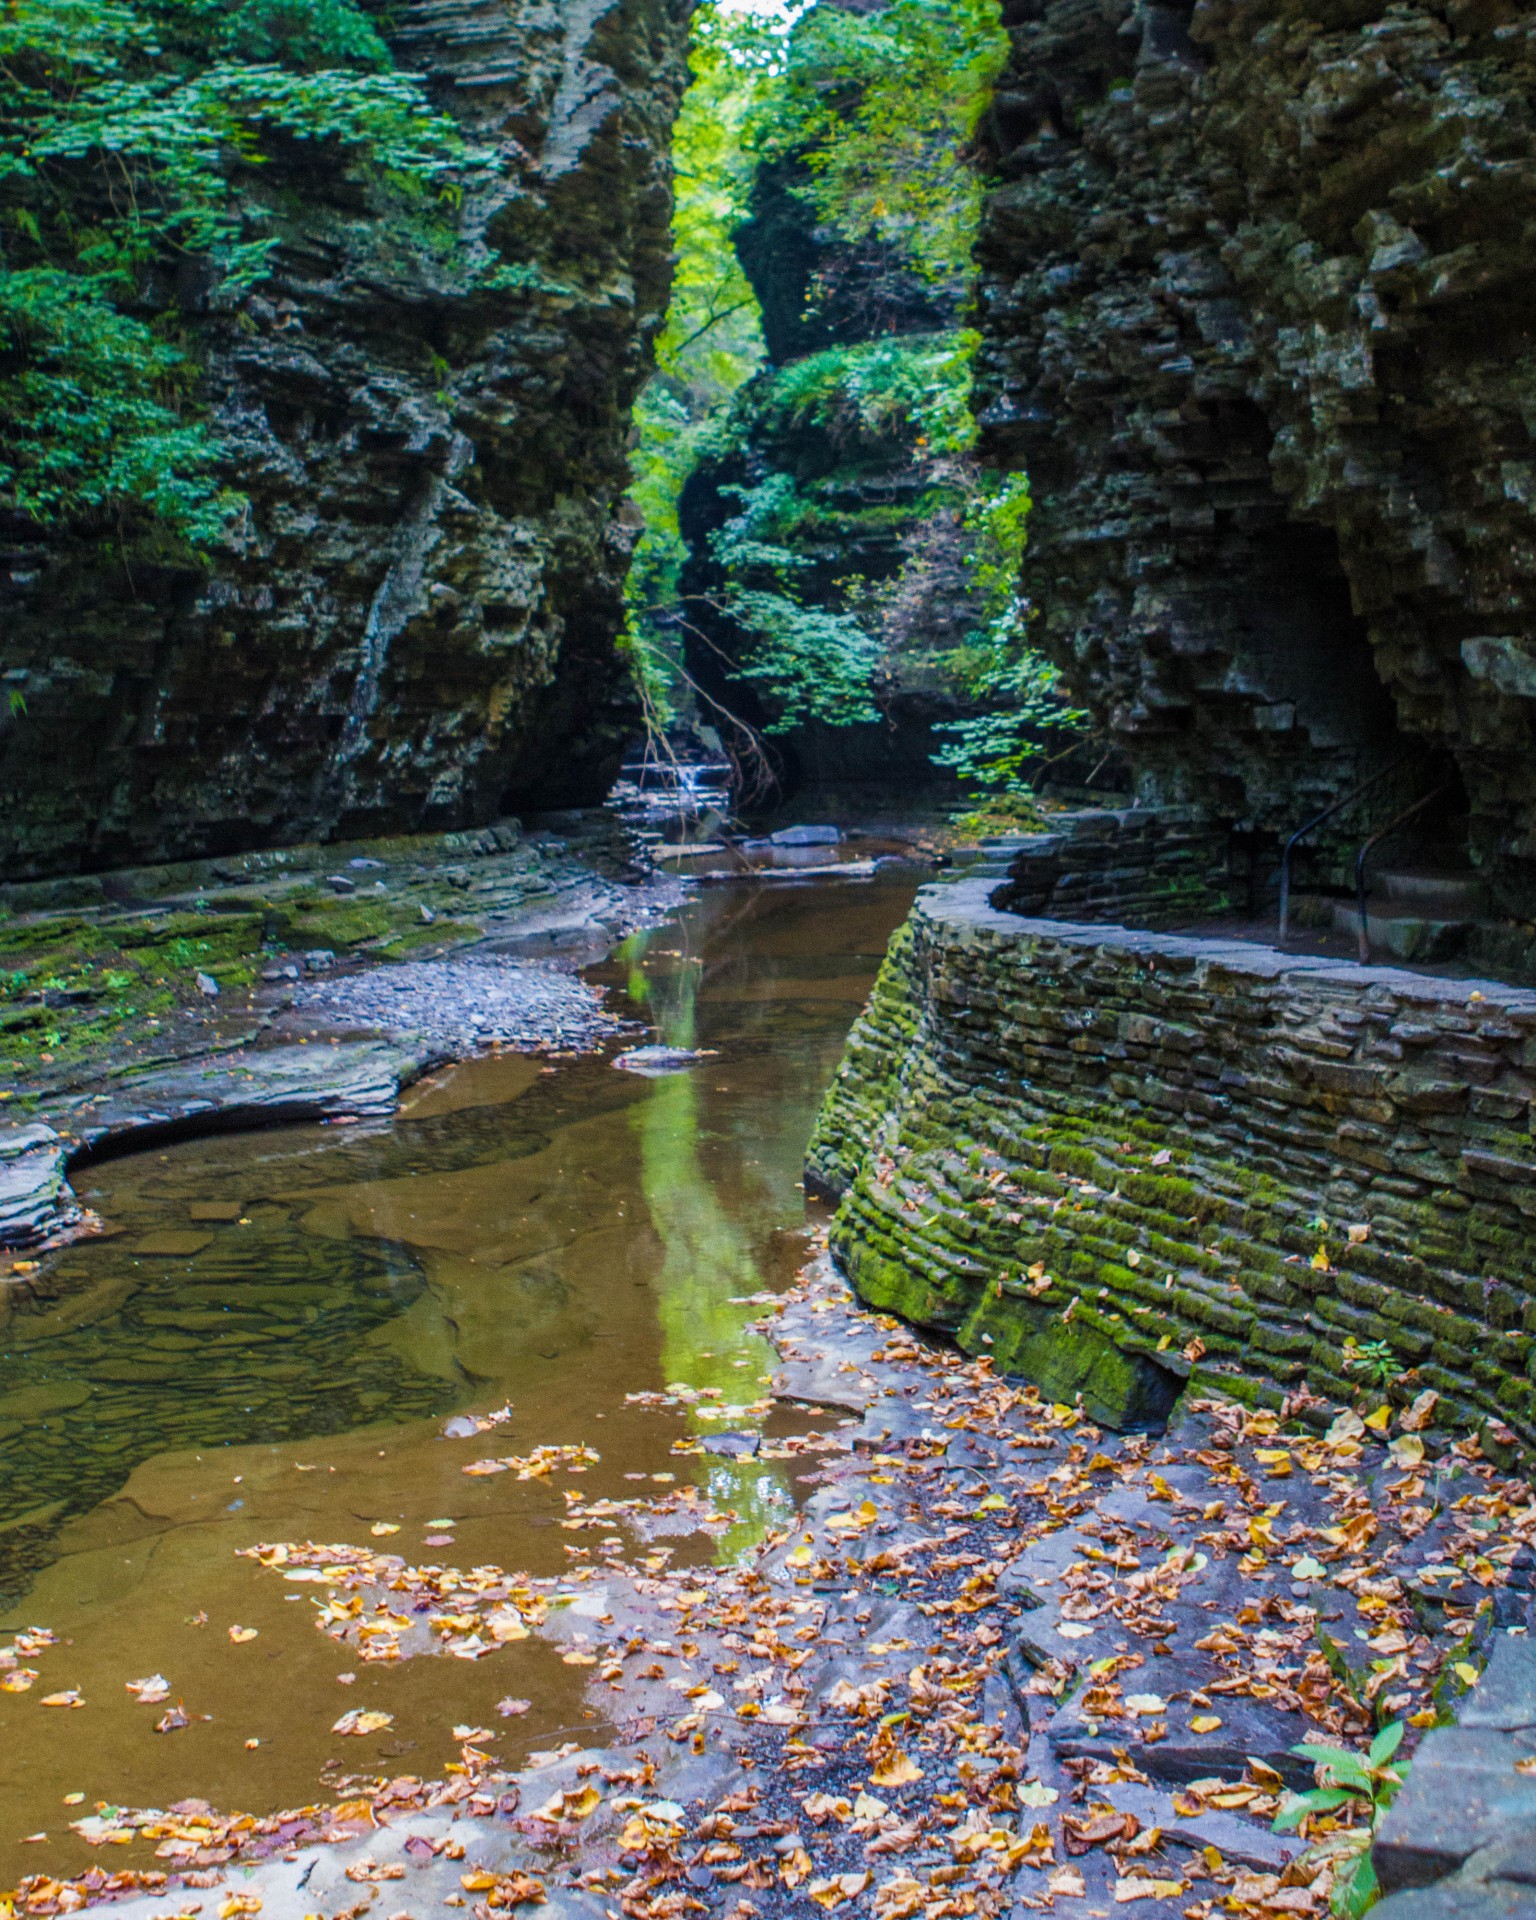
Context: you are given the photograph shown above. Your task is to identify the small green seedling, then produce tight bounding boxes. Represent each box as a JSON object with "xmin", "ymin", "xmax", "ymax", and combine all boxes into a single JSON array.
[{"xmin": 1273, "ymin": 1721, "xmax": 1408, "ymax": 1917}]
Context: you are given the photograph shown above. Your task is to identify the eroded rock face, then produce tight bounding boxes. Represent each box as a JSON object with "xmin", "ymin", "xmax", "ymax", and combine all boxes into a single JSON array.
[
  {"xmin": 974, "ymin": 0, "xmax": 1536, "ymax": 909},
  {"xmin": 0, "ymin": 0, "xmax": 691, "ymax": 879}
]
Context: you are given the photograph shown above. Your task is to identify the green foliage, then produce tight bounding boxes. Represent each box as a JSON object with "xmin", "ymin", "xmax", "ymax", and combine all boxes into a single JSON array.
[
  {"xmin": 1272, "ymin": 1723, "xmax": 1409, "ymax": 1919},
  {"xmin": 754, "ymin": 0, "xmax": 1007, "ymax": 290},
  {"xmin": 761, "ymin": 333, "xmax": 978, "ymax": 455},
  {"xmin": 0, "ymin": 0, "xmax": 471, "ymax": 542},
  {"xmin": 727, "ymin": 590, "xmax": 880, "ymax": 731},
  {"xmin": 1341, "ymin": 1338, "xmax": 1401, "ymax": 1390},
  {"xmin": 624, "ymin": 1, "xmax": 779, "ymax": 720},
  {"xmin": 932, "ymin": 474, "xmax": 1085, "ymax": 796}
]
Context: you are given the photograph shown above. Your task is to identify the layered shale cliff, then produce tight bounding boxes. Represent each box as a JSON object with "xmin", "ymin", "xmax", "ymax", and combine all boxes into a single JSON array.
[
  {"xmin": 0, "ymin": 0, "xmax": 691, "ymax": 879},
  {"xmin": 974, "ymin": 0, "xmax": 1536, "ymax": 909}
]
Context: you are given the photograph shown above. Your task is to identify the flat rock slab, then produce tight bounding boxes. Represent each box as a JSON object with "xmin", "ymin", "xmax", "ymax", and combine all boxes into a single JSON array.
[
  {"xmin": 1375, "ymin": 1726, "xmax": 1536, "ymax": 1891},
  {"xmin": 1459, "ymin": 1634, "xmax": 1536, "ymax": 1732},
  {"xmin": 76, "ymin": 1038, "xmax": 434, "ymax": 1151},
  {"xmin": 1375, "ymin": 1884, "xmax": 1536, "ymax": 1920},
  {"xmin": 0, "ymin": 1121, "xmax": 76, "ymax": 1246}
]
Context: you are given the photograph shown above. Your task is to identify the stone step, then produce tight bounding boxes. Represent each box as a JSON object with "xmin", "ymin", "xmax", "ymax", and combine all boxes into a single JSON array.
[
  {"xmin": 1329, "ymin": 898, "xmax": 1473, "ymax": 962},
  {"xmin": 1376, "ymin": 868, "xmax": 1490, "ymax": 916}
]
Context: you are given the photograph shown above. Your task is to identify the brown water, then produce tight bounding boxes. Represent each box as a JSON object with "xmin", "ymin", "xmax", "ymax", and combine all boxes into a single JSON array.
[{"xmin": 0, "ymin": 877, "xmax": 915, "ymax": 1883}]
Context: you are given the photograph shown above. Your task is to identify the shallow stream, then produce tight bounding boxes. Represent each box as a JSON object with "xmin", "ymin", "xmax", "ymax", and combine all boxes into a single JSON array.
[{"xmin": 0, "ymin": 877, "xmax": 915, "ymax": 1885}]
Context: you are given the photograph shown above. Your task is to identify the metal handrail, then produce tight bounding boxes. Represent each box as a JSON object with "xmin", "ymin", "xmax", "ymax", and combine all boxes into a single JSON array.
[
  {"xmin": 1276, "ymin": 756, "xmax": 1413, "ymax": 942},
  {"xmin": 1354, "ymin": 784, "xmax": 1449, "ymax": 963}
]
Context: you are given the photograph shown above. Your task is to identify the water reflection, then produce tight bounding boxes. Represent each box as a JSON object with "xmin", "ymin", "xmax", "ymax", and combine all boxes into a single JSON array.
[{"xmin": 0, "ymin": 876, "xmax": 916, "ymax": 1882}]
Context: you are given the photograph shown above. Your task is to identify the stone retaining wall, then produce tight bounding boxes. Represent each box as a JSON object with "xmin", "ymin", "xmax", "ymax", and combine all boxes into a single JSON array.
[
  {"xmin": 990, "ymin": 806, "xmax": 1232, "ymax": 927},
  {"xmin": 809, "ymin": 878, "xmax": 1536, "ymax": 1442}
]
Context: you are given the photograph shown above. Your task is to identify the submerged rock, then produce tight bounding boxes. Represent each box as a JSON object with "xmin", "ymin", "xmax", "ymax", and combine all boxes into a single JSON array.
[{"xmin": 613, "ymin": 1045, "xmax": 705, "ymax": 1077}]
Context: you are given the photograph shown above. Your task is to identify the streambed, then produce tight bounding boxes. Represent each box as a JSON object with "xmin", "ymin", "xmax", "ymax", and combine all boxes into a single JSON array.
[{"xmin": 0, "ymin": 876, "xmax": 916, "ymax": 1885}]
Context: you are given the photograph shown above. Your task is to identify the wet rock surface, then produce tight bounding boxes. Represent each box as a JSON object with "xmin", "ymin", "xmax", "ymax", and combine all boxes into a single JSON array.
[
  {"xmin": 0, "ymin": 814, "xmax": 676, "ymax": 1248},
  {"xmin": 11, "ymin": 1251, "xmax": 1534, "ymax": 1920}
]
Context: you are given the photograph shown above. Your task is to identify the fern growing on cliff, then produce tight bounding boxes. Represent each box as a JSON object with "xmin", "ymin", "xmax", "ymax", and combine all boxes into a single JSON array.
[{"xmin": 0, "ymin": 0, "xmax": 470, "ymax": 543}]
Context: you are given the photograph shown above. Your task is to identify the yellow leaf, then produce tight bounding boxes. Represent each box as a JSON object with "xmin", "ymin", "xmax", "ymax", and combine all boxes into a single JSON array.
[
  {"xmin": 565, "ymin": 1786, "xmax": 601, "ymax": 1821},
  {"xmin": 1190, "ymin": 1715, "xmax": 1222, "ymax": 1733},
  {"xmin": 369, "ymin": 1523, "xmax": 400, "ymax": 1536},
  {"xmin": 218, "ymin": 1898, "xmax": 263, "ymax": 1919},
  {"xmin": 1364, "ymin": 1406, "xmax": 1392, "ymax": 1431},
  {"xmin": 1388, "ymin": 1434, "xmax": 1425, "ymax": 1469},
  {"xmin": 975, "ymin": 1493, "xmax": 1007, "ymax": 1512},
  {"xmin": 808, "ymin": 1872, "xmax": 870, "ymax": 1909},
  {"xmin": 1114, "ymin": 1878, "xmax": 1186, "ymax": 1902},
  {"xmin": 786, "ymin": 1545, "xmax": 814, "ymax": 1568},
  {"xmin": 40, "ymin": 1690, "xmax": 83, "ymax": 1708},
  {"xmin": 228, "ymin": 1626, "xmax": 258, "ymax": 1644},
  {"xmin": 1311, "ymin": 1248, "xmax": 1331, "ymax": 1272},
  {"xmin": 333, "ymin": 1709, "xmax": 394, "ymax": 1736},
  {"xmin": 870, "ymin": 1750, "xmax": 923, "ymax": 1788},
  {"xmin": 462, "ymin": 1872, "xmax": 498, "ymax": 1893},
  {"xmin": 1454, "ymin": 1663, "xmax": 1480, "ymax": 1687}
]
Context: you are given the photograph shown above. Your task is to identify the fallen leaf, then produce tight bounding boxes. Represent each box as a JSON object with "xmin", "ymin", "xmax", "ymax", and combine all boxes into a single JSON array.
[
  {"xmin": 1018, "ymin": 1781, "xmax": 1059, "ymax": 1808},
  {"xmin": 1114, "ymin": 1878, "xmax": 1186, "ymax": 1902},
  {"xmin": 333, "ymin": 1709, "xmax": 394, "ymax": 1736},
  {"xmin": 871, "ymin": 1750, "xmax": 923, "ymax": 1788},
  {"xmin": 496, "ymin": 1698, "xmax": 532, "ymax": 1717},
  {"xmin": 227, "ymin": 1626, "xmax": 258, "ymax": 1644},
  {"xmin": 1189, "ymin": 1715, "xmax": 1222, "ymax": 1733},
  {"xmin": 1048, "ymin": 1868, "xmax": 1087, "ymax": 1899},
  {"xmin": 1401, "ymin": 1390, "xmax": 1439, "ymax": 1432},
  {"xmin": 808, "ymin": 1872, "xmax": 871, "ymax": 1908},
  {"xmin": 40, "ymin": 1689, "xmax": 83, "ymax": 1708},
  {"xmin": 155, "ymin": 1704, "xmax": 189, "ymax": 1733},
  {"xmin": 126, "ymin": 1675, "xmax": 170, "ymax": 1704}
]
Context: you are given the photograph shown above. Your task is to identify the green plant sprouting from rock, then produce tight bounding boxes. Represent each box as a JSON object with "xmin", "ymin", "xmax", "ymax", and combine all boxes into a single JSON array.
[
  {"xmin": 0, "ymin": 0, "xmax": 478, "ymax": 544},
  {"xmin": 1273, "ymin": 1722, "xmax": 1411, "ymax": 1918}
]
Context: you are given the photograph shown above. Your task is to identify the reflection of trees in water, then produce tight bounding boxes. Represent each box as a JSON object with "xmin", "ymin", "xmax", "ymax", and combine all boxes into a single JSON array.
[{"xmin": 621, "ymin": 921, "xmax": 796, "ymax": 1560}]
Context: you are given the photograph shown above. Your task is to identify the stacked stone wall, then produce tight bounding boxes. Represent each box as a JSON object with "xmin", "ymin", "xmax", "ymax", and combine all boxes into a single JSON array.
[
  {"xmin": 990, "ymin": 805, "xmax": 1232, "ymax": 926},
  {"xmin": 810, "ymin": 878, "xmax": 1536, "ymax": 1444}
]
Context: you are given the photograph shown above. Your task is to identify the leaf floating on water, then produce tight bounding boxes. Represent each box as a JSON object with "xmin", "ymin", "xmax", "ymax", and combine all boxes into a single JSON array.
[
  {"xmin": 0, "ymin": 1669, "xmax": 38, "ymax": 1692},
  {"xmin": 41, "ymin": 1689, "xmax": 83, "ymax": 1708},
  {"xmin": 369, "ymin": 1522, "xmax": 400, "ymax": 1536},
  {"xmin": 126, "ymin": 1674, "xmax": 171, "ymax": 1703},
  {"xmin": 227, "ymin": 1625, "xmax": 258, "ymax": 1644},
  {"xmin": 333, "ymin": 1708, "xmax": 394, "ymax": 1736},
  {"xmin": 154, "ymin": 1703, "xmax": 189, "ymax": 1733}
]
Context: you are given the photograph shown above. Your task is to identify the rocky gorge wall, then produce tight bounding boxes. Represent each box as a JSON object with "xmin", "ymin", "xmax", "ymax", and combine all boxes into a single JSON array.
[
  {"xmin": 973, "ymin": 0, "xmax": 1536, "ymax": 910},
  {"xmin": 0, "ymin": 0, "xmax": 691, "ymax": 880},
  {"xmin": 810, "ymin": 876, "xmax": 1536, "ymax": 1448}
]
